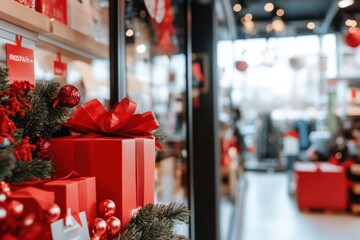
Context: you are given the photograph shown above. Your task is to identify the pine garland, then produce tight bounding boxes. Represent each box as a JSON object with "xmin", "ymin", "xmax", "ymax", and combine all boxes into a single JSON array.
[
  {"xmin": 118, "ymin": 202, "xmax": 191, "ymax": 240},
  {"xmin": 0, "ymin": 67, "xmax": 76, "ymax": 183}
]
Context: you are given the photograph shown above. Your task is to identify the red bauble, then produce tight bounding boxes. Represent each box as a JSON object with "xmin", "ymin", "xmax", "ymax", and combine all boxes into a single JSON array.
[
  {"xmin": 90, "ymin": 218, "xmax": 107, "ymax": 237},
  {"xmin": 345, "ymin": 28, "xmax": 360, "ymax": 48},
  {"xmin": 8, "ymin": 200, "xmax": 24, "ymax": 219},
  {"xmin": 0, "ymin": 206, "xmax": 7, "ymax": 221},
  {"xmin": 0, "ymin": 192, "xmax": 7, "ymax": 203},
  {"xmin": 106, "ymin": 216, "xmax": 121, "ymax": 237},
  {"xmin": 44, "ymin": 203, "xmax": 61, "ymax": 223},
  {"xmin": 98, "ymin": 199, "xmax": 116, "ymax": 218},
  {"xmin": 23, "ymin": 213, "xmax": 36, "ymax": 227},
  {"xmin": 36, "ymin": 138, "xmax": 52, "ymax": 159},
  {"xmin": 53, "ymin": 85, "xmax": 81, "ymax": 108},
  {"xmin": 235, "ymin": 60, "xmax": 248, "ymax": 72},
  {"xmin": 0, "ymin": 181, "xmax": 11, "ymax": 196}
]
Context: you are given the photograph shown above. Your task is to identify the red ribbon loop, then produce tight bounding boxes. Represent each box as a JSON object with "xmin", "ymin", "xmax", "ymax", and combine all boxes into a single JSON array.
[{"xmin": 65, "ymin": 98, "xmax": 160, "ymax": 141}]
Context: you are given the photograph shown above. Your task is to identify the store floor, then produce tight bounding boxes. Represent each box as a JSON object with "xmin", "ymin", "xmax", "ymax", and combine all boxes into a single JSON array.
[{"xmin": 237, "ymin": 172, "xmax": 360, "ymax": 240}]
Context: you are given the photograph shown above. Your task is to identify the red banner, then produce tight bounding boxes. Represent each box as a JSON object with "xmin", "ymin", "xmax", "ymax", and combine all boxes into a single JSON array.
[
  {"xmin": 6, "ymin": 35, "xmax": 35, "ymax": 86},
  {"xmin": 54, "ymin": 52, "xmax": 67, "ymax": 76}
]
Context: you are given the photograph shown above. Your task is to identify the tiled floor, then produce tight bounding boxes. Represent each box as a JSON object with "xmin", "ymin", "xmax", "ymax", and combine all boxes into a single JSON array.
[{"xmin": 239, "ymin": 172, "xmax": 360, "ymax": 240}]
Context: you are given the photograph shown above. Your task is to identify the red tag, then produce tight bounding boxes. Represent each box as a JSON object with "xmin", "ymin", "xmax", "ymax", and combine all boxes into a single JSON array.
[
  {"xmin": 6, "ymin": 35, "xmax": 35, "ymax": 86},
  {"xmin": 54, "ymin": 52, "xmax": 67, "ymax": 76}
]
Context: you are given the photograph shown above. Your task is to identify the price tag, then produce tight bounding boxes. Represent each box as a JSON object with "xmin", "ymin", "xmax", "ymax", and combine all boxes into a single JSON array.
[
  {"xmin": 54, "ymin": 52, "xmax": 67, "ymax": 76},
  {"xmin": 6, "ymin": 35, "xmax": 35, "ymax": 86}
]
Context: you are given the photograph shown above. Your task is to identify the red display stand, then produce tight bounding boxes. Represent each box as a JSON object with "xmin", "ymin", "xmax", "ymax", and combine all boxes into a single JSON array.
[{"xmin": 294, "ymin": 162, "xmax": 348, "ymax": 211}]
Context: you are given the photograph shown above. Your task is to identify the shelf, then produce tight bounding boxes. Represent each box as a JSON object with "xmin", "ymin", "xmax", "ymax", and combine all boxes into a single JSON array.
[
  {"xmin": 0, "ymin": 0, "xmax": 50, "ymax": 33},
  {"xmin": 44, "ymin": 20, "xmax": 108, "ymax": 59}
]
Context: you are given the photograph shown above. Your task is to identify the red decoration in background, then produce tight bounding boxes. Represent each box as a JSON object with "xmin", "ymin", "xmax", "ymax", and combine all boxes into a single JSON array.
[
  {"xmin": 54, "ymin": 52, "xmax": 67, "ymax": 77},
  {"xmin": 52, "ymin": 84, "xmax": 80, "ymax": 108},
  {"xmin": 235, "ymin": 60, "xmax": 248, "ymax": 72},
  {"xmin": 345, "ymin": 28, "xmax": 360, "ymax": 48}
]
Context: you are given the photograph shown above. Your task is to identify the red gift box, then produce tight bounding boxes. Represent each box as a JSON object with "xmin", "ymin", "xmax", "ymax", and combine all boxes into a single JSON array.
[
  {"xmin": 294, "ymin": 162, "xmax": 348, "ymax": 211},
  {"xmin": 136, "ymin": 138, "xmax": 155, "ymax": 207},
  {"xmin": 43, "ymin": 176, "xmax": 96, "ymax": 221},
  {"xmin": 51, "ymin": 136, "xmax": 137, "ymax": 224},
  {"xmin": 44, "ymin": 180, "xmax": 80, "ymax": 216},
  {"xmin": 14, "ymin": 0, "xmax": 35, "ymax": 9},
  {"xmin": 51, "ymin": 98, "xmax": 159, "ymax": 224},
  {"xmin": 35, "ymin": 0, "xmax": 67, "ymax": 24},
  {"xmin": 9, "ymin": 186, "xmax": 55, "ymax": 215}
]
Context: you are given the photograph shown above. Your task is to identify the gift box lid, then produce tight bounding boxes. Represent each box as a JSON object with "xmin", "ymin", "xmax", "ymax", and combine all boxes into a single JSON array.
[{"xmin": 294, "ymin": 162, "xmax": 343, "ymax": 173}]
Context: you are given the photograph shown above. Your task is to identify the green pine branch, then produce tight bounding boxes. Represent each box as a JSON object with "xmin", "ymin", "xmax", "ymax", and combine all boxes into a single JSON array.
[
  {"xmin": 118, "ymin": 202, "xmax": 191, "ymax": 240},
  {"xmin": 0, "ymin": 149, "xmax": 17, "ymax": 181},
  {"xmin": 0, "ymin": 67, "xmax": 10, "ymax": 93},
  {"xmin": 4, "ymin": 158, "xmax": 54, "ymax": 183}
]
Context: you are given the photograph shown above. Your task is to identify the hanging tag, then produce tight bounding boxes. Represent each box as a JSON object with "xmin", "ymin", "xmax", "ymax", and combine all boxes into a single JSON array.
[
  {"xmin": 6, "ymin": 35, "xmax": 35, "ymax": 86},
  {"xmin": 54, "ymin": 52, "xmax": 67, "ymax": 76}
]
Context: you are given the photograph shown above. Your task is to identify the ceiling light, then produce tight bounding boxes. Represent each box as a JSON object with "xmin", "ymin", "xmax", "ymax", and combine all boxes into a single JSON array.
[
  {"xmin": 264, "ymin": 3, "xmax": 274, "ymax": 12},
  {"xmin": 126, "ymin": 29, "xmax": 134, "ymax": 37},
  {"xmin": 345, "ymin": 19, "xmax": 357, "ymax": 27},
  {"xmin": 271, "ymin": 18, "xmax": 285, "ymax": 32},
  {"xmin": 266, "ymin": 24, "xmax": 273, "ymax": 32},
  {"xmin": 307, "ymin": 22, "xmax": 316, "ymax": 30},
  {"xmin": 276, "ymin": 9, "xmax": 284, "ymax": 17},
  {"xmin": 338, "ymin": 0, "xmax": 354, "ymax": 8},
  {"xmin": 233, "ymin": 3, "xmax": 242, "ymax": 12},
  {"xmin": 136, "ymin": 44, "xmax": 147, "ymax": 54},
  {"xmin": 244, "ymin": 13, "xmax": 253, "ymax": 21}
]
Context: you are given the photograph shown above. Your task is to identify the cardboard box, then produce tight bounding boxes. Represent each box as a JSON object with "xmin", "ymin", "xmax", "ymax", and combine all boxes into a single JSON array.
[{"xmin": 67, "ymin": 0, "xmax": 93, "ymax": 36}]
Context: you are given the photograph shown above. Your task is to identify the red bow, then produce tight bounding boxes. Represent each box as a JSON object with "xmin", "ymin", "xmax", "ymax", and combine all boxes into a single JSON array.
[{"xmin": 65, "ymin": 98, "xmax": 161, "ymax": 149}]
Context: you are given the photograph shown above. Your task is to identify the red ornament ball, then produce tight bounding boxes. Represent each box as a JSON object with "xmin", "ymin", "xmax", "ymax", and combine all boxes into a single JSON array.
[
  {"xmin": 37, "ymin": 138, "xmax": 52, "ymax": 159},
  {"xmin": 53, "ymin": 85, "xmax": 81, "ymax": 108},
  {"xmin": 106, "ymin": 216, "xmax": 121, "ymax": 237},
  {"xmin": 0, "ymin": 181, "xmax": 11, "ymax": 196},
  {"xmin": 8, "ymin": 200, "xmax": 24, "ymax": 218},
  {"xmin": 98, "ymin": 199, "xmax": 116, "ymax": 218},
  {"xmin": 23, "ymin": 213, "xmax": 36, "ymax": 227},
  {"xmin": 91, "ymin": 218, "xmax": 107, "ymax": 237},
  {"xmin": 0, "ymin": 192, "xmax": 7, "ymax": 203},
  {"xmin": 0, "ymin": 206, "xmax": 7, "ymax": 221},
  {"xmin": 235, "ymin": 60, "xmax": 248, "ymax": 72},
  {"xmin": 44, "ymin": 203, "xmax": 61, "ymax": 223},
  {"xmin": 345, "ymin": 28, "xmax": 360, "ymax": 48}
]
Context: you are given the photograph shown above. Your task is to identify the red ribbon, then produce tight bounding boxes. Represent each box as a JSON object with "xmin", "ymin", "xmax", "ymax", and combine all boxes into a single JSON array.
[{"xmin": 65, "ymin": 98, "xmax": 161, "ymax": 149}]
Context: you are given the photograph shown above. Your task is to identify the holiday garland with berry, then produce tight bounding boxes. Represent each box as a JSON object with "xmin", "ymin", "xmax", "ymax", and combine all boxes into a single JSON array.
[{"xmin": 0, "ymin": 67, "xmax": 78, "ymax": 183}]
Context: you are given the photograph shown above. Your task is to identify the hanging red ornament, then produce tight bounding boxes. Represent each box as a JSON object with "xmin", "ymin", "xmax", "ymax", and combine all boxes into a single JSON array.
[
  {"xmin": 0, "ymin": 181, "xmax": 11, "ymax": 196},
  {"xmin": 98, "ymin": 199, "xmax": 116, "ymax": 218},
  {"xmin": 345, "ymin": 28, "xmax": 360, "ymax": 48},
  {"xmin": 0, "ymin": 206, "xmax": 7, "ymax": 221},
  {"xmin": 53, "ymin": 85, "xmax": 81, "ymax": 108},
  {"xmin": 106, "ymin": 216, "xmax": 121, "ymax": 237},
  {"xmin": 90, "ymin": 218, "xmax": 107, "ymax": 237},
  {"xmin": 7, "ymin": 200, "xmax": 24, "ymax": 219},
  {"xmin": 44, "ymin": 203, "xmax": 61, "ymax": 223},
  {"xmin": 36, "ymin": 138, "xmax": 52, "ymax": 159},
  {"xmin": 235, "ymin": 60, "xmax": 248, "ymax": 72}
]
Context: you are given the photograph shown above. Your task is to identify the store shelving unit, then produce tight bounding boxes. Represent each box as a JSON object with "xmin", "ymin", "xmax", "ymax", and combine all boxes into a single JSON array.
[{"xmin": 0, "ymin": 0, "xmax": 108, "ymax": 61}]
